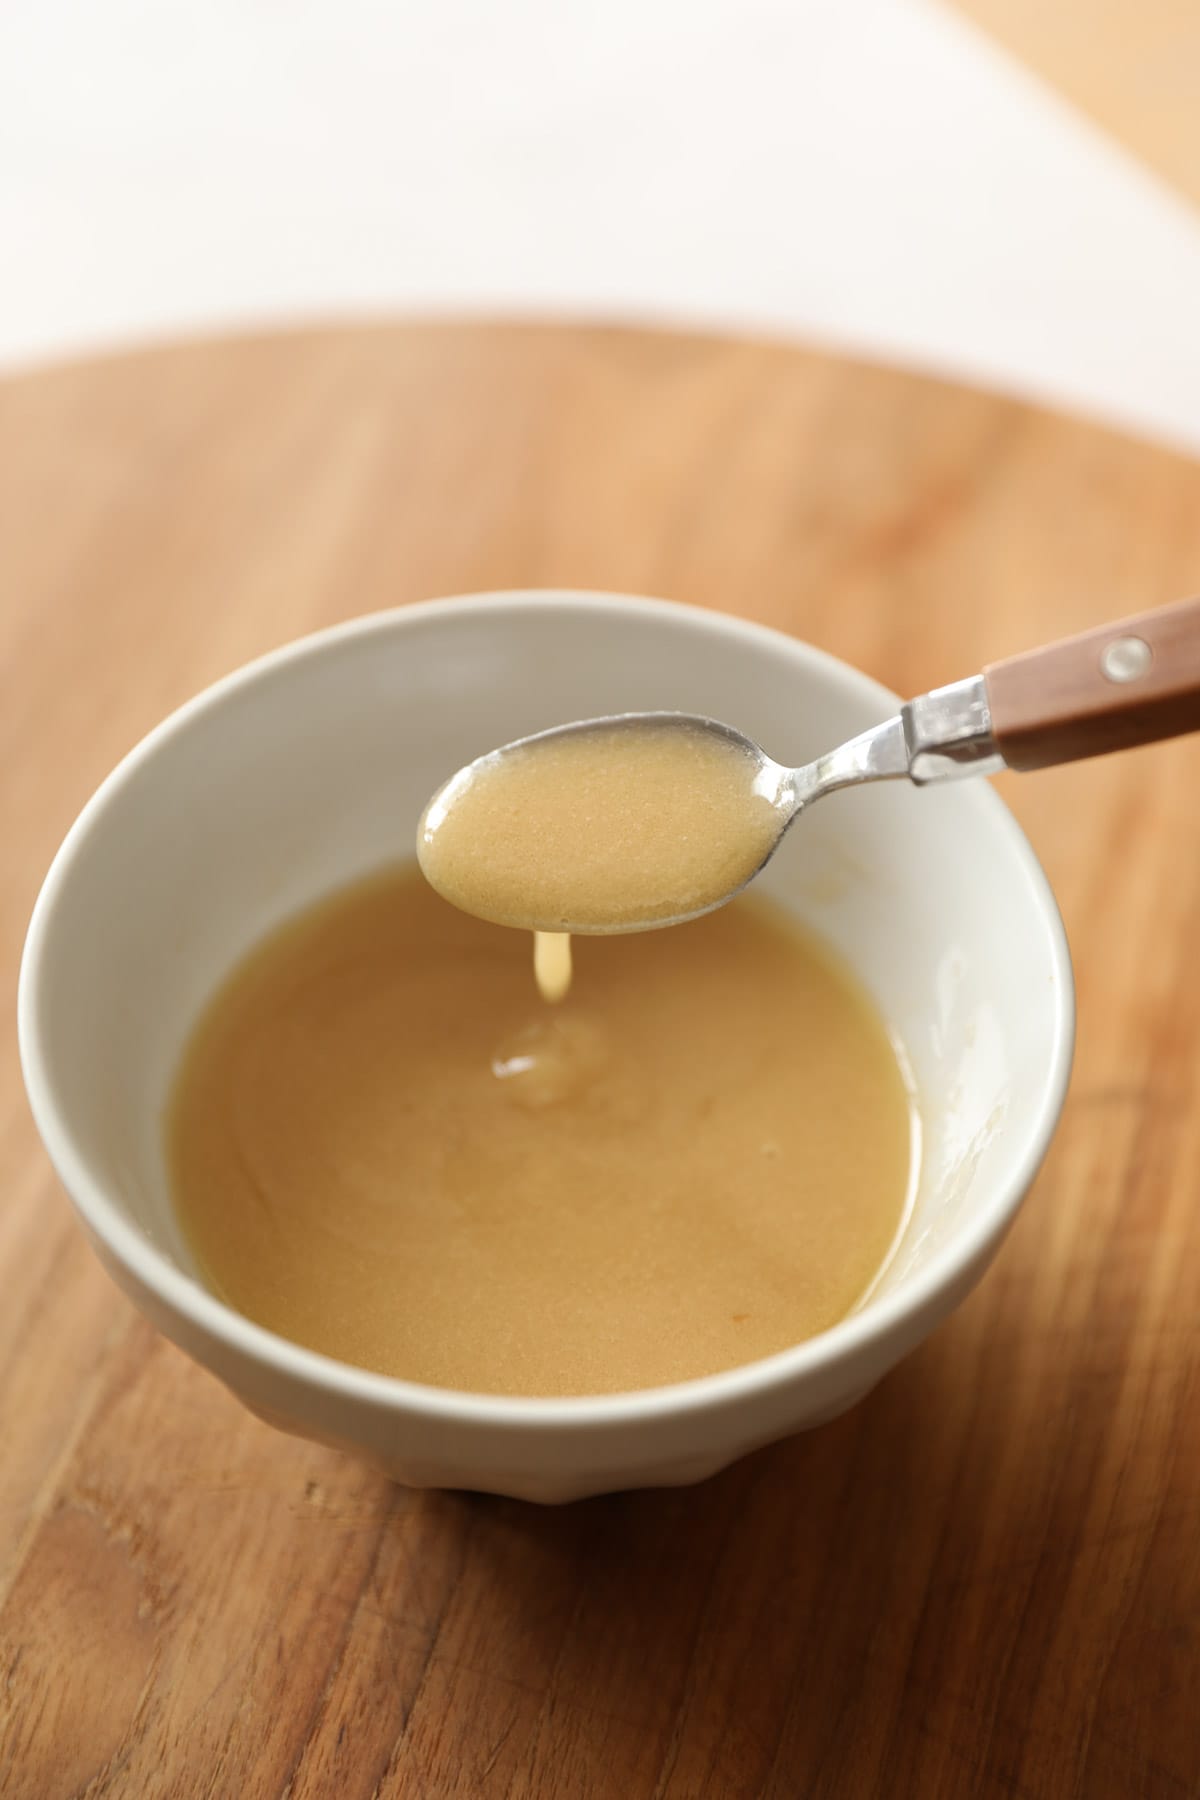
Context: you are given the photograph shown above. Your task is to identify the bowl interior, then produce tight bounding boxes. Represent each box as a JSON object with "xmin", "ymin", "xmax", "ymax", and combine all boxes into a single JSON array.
[{"xmin": 24, "ymin": 594, "xmax": 1071, "ymax": 1340}]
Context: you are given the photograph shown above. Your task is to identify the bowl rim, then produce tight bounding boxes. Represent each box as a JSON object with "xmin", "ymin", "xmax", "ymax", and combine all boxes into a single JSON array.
[{"xmin": 18, "ymin": 589, "xmax": 1076, "ymax": 1431}]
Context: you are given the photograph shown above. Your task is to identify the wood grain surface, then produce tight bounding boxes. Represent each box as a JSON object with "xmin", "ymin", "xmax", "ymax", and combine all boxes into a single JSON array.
[
  {"xmin": 949, "ymin": 0, "xmax": 1200, "ymax": 207},
  {"xmin": 3, "ymin": 322, "xmax": 1200, "ymax": 1799}
]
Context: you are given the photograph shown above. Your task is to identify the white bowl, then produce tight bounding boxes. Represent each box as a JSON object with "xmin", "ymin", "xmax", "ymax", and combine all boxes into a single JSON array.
[{"xmin": 19, "ymin": 593, "xmax": 1073, "ymax": 1502}]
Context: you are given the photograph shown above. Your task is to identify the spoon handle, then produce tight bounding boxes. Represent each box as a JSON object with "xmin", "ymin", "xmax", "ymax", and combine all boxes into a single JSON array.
[{"xmin": 983, "ymin": 596, "xmax": 1200, "ymax": 772}]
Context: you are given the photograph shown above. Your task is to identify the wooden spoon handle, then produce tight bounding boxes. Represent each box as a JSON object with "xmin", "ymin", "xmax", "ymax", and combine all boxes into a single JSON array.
[{"xmin": 984, "ymin": 596, "xmax": 1200, "ymax": 772}]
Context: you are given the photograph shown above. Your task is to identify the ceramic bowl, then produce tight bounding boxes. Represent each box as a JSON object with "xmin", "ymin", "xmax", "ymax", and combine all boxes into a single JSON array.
[{"xmin": 19, "ymin": 593, "xmax": 1074, "ymax": 1501}]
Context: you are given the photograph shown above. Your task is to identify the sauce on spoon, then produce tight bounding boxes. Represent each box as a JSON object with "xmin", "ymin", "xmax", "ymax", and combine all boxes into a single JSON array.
[{"xmin": 419, "ymin": 716, "xmax": 787, "ymax": 997}]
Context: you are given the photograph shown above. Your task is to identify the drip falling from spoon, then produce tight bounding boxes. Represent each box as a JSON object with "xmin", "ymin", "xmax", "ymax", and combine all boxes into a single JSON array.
[{"xmin": 533, "ymin": 931, "xmax": 573, "ymax": 1003}]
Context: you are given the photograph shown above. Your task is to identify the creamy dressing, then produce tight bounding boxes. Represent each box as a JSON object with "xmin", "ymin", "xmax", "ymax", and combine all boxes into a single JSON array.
[{"xmin": 169, "ymin": 865, "xmax": 913, "ymax": 1397}]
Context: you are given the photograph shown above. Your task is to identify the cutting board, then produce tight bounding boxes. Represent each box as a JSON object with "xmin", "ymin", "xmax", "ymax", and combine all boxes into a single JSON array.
[{"xmin": 2, "ymin": 323, "xmax": 1200, "ymax": 1799}]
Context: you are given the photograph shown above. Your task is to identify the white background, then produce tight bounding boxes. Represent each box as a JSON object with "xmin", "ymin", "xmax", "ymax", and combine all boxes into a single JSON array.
[{"xmin": 2, "ymin": 0, "xmax": 1198, "ymax": 452}]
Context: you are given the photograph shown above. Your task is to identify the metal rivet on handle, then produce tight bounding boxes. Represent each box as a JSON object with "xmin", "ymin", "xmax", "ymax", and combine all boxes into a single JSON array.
[{"xmin": 1100, "ymin": 635, "xmax": 1153, "ymax": 683}]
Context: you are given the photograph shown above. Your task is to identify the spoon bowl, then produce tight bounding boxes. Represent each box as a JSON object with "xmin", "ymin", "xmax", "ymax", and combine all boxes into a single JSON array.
[{"xmin": 417, "ymin": 709, "xmax": 796, "ymax": 934}]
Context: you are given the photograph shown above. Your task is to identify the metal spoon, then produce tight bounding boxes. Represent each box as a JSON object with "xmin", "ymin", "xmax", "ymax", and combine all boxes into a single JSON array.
[{"xmin": 422, "ymin": 595, "xmax": 1200, "ymax": 933}]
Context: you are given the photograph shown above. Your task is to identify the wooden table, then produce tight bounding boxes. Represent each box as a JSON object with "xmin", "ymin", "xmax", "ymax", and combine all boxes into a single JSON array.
[
  {"xmin": 3, "ymin": 323, "xmax": 1200, "ymax": 1798},
  {"xmin": 949, "ymin": 0, "xmax": 1200, "ymax": 209}
]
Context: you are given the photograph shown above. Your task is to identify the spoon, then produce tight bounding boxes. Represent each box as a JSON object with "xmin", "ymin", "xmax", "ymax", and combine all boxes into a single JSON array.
[{"xmin": 419, "ymin": 595, "xmax": 1200, "ymax": 935}]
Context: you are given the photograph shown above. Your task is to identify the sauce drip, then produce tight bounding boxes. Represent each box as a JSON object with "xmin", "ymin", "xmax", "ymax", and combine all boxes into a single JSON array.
[{"xmin": 533, "ymin": 930, "xmax": 572, "ymax": 1003}]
